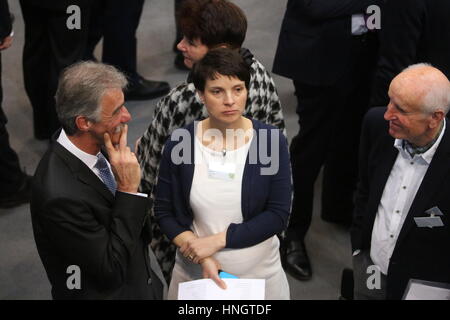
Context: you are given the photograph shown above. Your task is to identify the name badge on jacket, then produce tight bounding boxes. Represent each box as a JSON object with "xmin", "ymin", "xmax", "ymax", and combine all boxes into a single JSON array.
[
  {"xmin": 414, "ymin": 206, "xmax": 444, "ymax": 228},
  {"xmin": 208, "ymin": 162, "xmax": 236, "ymax": 181}
]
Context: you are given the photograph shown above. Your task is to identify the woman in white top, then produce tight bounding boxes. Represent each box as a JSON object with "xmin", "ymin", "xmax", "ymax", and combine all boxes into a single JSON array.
[{"xmin": 153, "ymin": 48, "xmax": 292, "ymax": 300}]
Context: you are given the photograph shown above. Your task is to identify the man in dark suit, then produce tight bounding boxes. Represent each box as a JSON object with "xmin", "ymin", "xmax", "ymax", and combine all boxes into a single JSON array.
[
  {"xmin": 84, "ymin": 0, "xmax": 170, "ymax": 101},
  {"xmin": 19, "ymin": 0, "xmax": 92, "ymax": 140},
  {"xmin": 371, "ymin": 0, "xmax": 450, "ymax": 107},
  {"xmin": 352, "ymin": 64, "xmax": 450, "ymax": 299},
  {"xmin": 272, "ymin": 0, "xmax": 382, "ymax": 280},
  {"xmin": 0, "ymin": 0, "xmax": 32, "ymax": 208},
  {"xmin": 31, "ymin": 61, "xmax": 166, "ymax": 299}
]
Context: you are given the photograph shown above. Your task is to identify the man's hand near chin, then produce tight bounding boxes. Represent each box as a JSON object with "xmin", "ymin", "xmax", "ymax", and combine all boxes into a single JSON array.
[{"xmin": 104, "ymin": 124, "xmax": 141, "ymax": 194}]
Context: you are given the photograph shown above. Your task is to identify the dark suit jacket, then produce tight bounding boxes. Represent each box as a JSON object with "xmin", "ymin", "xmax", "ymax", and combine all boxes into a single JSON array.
[
  {"xmin": 352, "ymin": 107, "xmax": 450, "ymax": 299},
  {"xmin": 31, "ymin": 140, "xmax": 164, "ymax": 299},
  {"xmin": 370, "ymin": 0, "xmax": 450, "ymax": 106},
  {"xmin": 0, "ymin": 0, "xmax": 12, "ymax": 40},
  {"xmin": 20, "ymin": 0, "xmax": 90, "ymax": 9},
  {"xmin": 272, "ymin": 0, "xmax": 383, "ymax": 86}
]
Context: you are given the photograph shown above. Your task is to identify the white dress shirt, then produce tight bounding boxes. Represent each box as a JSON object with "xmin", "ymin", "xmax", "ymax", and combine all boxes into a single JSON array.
[
  {"xmin": 57, "ymin": 129, "xmax": 146, "ymax": 197},
  {"xmin": 370, "ymin": 120, "xmax": 446, "ymax": 274}
]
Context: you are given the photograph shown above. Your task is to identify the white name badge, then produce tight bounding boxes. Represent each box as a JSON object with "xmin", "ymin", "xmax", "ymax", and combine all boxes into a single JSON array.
[
  {"xmin": 414, "ymin": 216, "xmax": 444, "ymax": 228},
  {"xmin": 208, "ymin": 162, "xmax": 236, "ymax": 181}
]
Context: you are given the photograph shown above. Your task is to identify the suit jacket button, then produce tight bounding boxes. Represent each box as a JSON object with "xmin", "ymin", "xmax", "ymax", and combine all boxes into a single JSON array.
[{"xmin": 147, "ymin": 277, "xmax": 152, "ymax": 285}]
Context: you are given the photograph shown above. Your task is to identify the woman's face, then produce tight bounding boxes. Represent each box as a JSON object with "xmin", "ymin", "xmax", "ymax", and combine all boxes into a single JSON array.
[
  {"xmin": 176, "ymin": 36, "xmax": 209, "ymax": 69},
  {"xmin": 198, "ymin": 74, "xmax": 248, "ymax": 126}
]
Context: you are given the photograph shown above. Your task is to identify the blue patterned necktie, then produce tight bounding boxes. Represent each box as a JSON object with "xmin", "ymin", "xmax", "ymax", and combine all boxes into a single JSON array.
[{"xmin": 94, "ymin": 153, "xmax": 116, "ymax": 194}]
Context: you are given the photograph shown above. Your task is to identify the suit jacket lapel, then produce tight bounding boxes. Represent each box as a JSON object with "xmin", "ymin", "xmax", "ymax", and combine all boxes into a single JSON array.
[
  {"xmin": 396, "ymin": 124, "xmax": 450, "ymax": 249},
  {"xmin": 53, "ymin": 142, "xmax": 115, "ymax": 203}
]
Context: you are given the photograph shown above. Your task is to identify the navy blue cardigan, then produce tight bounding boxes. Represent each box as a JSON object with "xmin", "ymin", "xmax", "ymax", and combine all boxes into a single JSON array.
[{"xmin": 154, "ymin": 119, "xmax": 292, "ymax": 249}]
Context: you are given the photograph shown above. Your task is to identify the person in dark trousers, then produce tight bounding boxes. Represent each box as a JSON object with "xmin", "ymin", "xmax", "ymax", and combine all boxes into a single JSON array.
[
  {"xmin": 0, "ymin": 0, "xmax": 32, "ymax": 209},
  {"xmin": 370, "ymin": 0, "xmax": 450, "ymax": 107},
  {"xmin": 19, "ymin": 0, "xmax": 91, "ymax": 140},
  {"xmin": 272, "ymin": 0, "xmax": 383, "ymax": 281},
  {"xmin": 84, "ymin": 0, "xmax": 170, "ymax": 101}
]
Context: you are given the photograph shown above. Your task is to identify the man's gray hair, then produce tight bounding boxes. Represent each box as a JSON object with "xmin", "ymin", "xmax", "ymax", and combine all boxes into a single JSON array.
[
  {"xmin": 404, "ymin": 63, "xmax": 450, "ymax": 115},
  {"xmin": 55, "ymin": 61, "xmax": 128, "ymax": 135}
]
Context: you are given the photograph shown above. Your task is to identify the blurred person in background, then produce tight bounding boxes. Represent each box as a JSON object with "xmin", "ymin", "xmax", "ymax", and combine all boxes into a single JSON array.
[
  {"xmin": 83, "ymin": 0, "xmax": 170, "ymax": 101},
  {"xmin": 0, "ymin": 0, "xmax": 32, "ymax": 209},
  {"xmin": 273, "ymin": 0, "xmax": 383, "ymax": 281},
  {"xmin": 370, "ymin": 0, "xmax": 450, "ymax": 107},
  {"xmin": 19, "ymin": 0, "xmax": 92, "ymax": 140}
]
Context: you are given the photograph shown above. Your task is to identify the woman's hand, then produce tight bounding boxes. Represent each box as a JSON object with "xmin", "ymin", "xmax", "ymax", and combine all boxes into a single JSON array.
[
  {"xmin": 180, "ymin": 231, "xmax": 226, "ymax": 264},
  {"xmin": 200, "ymin": 257, "xmax": 226, "ymax": 290}
]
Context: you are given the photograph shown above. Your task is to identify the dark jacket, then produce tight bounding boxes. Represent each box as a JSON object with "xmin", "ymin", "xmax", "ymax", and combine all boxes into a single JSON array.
[
  {"xmin": 19, "ymin": 0, "xmax": 90, "ymax": 10},
  {"xmin": 352, "ymin": 107, "xmax": 450, "ymax": 299},
  {"xmin": 0, "ymin": 0, "xmax": 12, "ymax": 40},
  {"xmin": 370, "ymin": 0, "xmax": 450, "ymax": 106},
  {"xmin": 31, "ymin": 140, "xmax": 163, "ymax": 299},
  {"xmin": 154, "ymin": 119, "xmax": 292, "ymax": 249},
  {"xmin": 273, "ymin": 0, "xmax": 383, "ymax": 86}
]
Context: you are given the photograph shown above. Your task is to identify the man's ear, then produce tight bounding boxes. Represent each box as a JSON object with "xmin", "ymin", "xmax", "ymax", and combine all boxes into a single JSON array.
[
  {"xmin": 75, "ymin": 116, "xmax": 92, "ymax": 132},
  {"xmin": 430, "ymin": 110, "xmax": 445, "ymax": 128}
]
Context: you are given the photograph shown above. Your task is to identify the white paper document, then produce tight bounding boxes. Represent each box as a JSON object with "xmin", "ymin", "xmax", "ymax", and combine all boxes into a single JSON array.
[
  {"xmin": 178, "ymin": 278, "xmax": 265, "ymax": 300},
  {"xmin": 403, "ymin": 279, "xmax": 450, "ymax": 300}
]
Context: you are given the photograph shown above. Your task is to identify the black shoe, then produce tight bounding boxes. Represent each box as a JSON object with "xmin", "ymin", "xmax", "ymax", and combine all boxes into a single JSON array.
[
  {"xmin": 125, "ymin": 76, "xmax": 170, "ymax": 101},
  {"xmin": 285, "ymin": 240, "xmax": 312, "ymax": 281},
  {"xmin": 174, "ymin": 53, "xmax": 189, "ymax": 71},
  {"xmin": 0, "ymin": 175, "xmax": 32, "ymax": 209}
]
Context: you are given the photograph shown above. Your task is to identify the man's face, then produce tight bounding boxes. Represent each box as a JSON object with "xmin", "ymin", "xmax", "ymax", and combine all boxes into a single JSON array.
[
  {"xmin": 384, "ymin": 78, "xmax": 434, "ymax": 146},
  {"xmin": 89, "ymin": 88, "xmax": 131, "ymax": 147},
  {"xmin": 176, "ymin": 36, "xmax": 209, "ymax": 69}
]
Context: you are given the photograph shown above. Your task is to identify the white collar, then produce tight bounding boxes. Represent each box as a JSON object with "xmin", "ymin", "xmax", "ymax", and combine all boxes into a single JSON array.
[
  {"xmin": 394, "ymin": 119, "xmax": 446, "ymax": 164},
  {"xmin": 57, "ymin": 129, "xmax": 100, "ymax": 170}
]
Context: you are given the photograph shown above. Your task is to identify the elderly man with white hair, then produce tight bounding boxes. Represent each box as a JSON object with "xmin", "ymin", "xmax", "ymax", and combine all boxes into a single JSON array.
[{"xmin": 351, "ymin": 63, "xmax": 450, "ymax": 300}]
